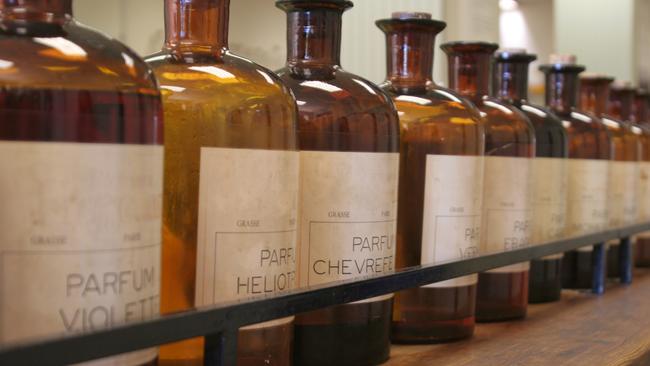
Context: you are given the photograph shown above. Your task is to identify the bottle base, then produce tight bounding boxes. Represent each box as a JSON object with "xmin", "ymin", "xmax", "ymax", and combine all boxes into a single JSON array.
[
  {"xmin": 476, "ymin": 271, "xmax": 528, "ymax": 322},
  {"xmin": 607, "ymin": 240, "xmax": 620, "ymax": 278},
  {"xmin": 293, "ymin": 298, "xmax": 392, "ymax": 366},
  {"xmin": 528, "ymin": 257, "xmax": 562, "ymax": 303},
  {"xmin": 636, "ymin": 237, "xmax": 650, "ymax": 267},
  {"xmin": 391, "ymin": 285, "xmax": 476, "ymax": 343},
  {"xmin": 561, "ymin": 250, "xmax": 594, "ymax": 289}
]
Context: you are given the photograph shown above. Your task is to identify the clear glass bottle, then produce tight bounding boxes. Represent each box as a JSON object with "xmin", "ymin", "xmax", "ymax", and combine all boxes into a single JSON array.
[
  {"xmin": 579, "ymin": 77, "xmax": 640, "ymax": 279},
  {"xmin": 146, "ymin": 1, "xmax": 299, "ymax": 365},
  {"xmin": 493, "ymin": 50, "xmax": 568, "ymax": 303},
  {"xmin": 0, "ymin": 1, "xmax": 163, "ymax": 365},
  {"xmin": 275, "ymin": 1, "xmax": 400, "ymax": 365},
  {"xmin": 539, "ymin": 58, "xmax": 611, "ymax": 290},
  {"xmin": 377, "ymin": 13, "xmax": 484, "ymax": 342},
  {"xmin": 442, "ymin": 42, "xmax": 535, "ymax": 322},
  {"xmin": 634, "ymin": 89, "xmax": 650, "ymax": 267}
]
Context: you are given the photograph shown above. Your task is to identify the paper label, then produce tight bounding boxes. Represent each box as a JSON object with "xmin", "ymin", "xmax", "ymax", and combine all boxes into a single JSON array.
[
  {"xmin": 0, "ymin": 141, "xmax": 162, "ymax": 366},
  {"xmin": 531, "ymin": 158, "xmax": 568, "ymax": 260},
  {"xmin": 566, "ymin": 159, "xmax": 609, "ymax": 252},
  {"xmin": 420, "ymin": 155, "xmax": 483, "ymax": 287},
  {"xmin": 608, "ymin": 161, "xmax": 638, "ymax": 227},
  {"xmin": 195, "ymin": 148, "xmax": 299, "ymax": 329},
  {"xmin": 639, "ymin": 162, "xmax": 650, "ymax": 222},
  {"xmin": 481, "ymin": 157, "xmax": 533, "ymax": 273},
  {"xmin": 299, "ymin": 151, "xmax": 399, "ymax": 303}
]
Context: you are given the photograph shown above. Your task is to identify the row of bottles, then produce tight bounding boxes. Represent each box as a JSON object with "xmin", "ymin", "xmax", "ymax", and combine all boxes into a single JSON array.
[{"xmin": 2, "ymin": 1, "xmax": 650, "ymax": 366}]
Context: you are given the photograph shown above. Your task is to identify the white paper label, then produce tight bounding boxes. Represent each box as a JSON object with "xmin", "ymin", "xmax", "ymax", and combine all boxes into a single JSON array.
[
  {"xmin": 639, "ymin": 162, "xmax": 650, "ymax": 222},
  {"xmin": 566, "ymin": 159, "xmax": 609, "ymax": 252},
  {"xmin": 0, "ymin": 141, "xmax": 163, "ymax": 366},
  {"xmin": 481, "ymin": 156, "xmax": 533, "ymax": 273},
  {"xmin": 195, "ymin": 148, "xmax": 299, "ymax": 329},
  {"xmin": 421, "ymin": 155, "xmax": 483, "ymax": 287},
  {"xmin": 299, "ymin": 151, "xmax": 399, "ymax": 303},
  {"xmin": 608, "ymin": 161, "xmax": 638, "ymax": 227},
  {"xmin": 531, "ymin": 158, "xmax": 568, "ymax": 260}
]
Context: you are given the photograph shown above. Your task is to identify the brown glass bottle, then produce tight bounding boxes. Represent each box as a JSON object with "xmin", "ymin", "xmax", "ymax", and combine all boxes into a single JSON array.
[
  {"xmin": 146, "ymin": 1, "xmax": 299, "ymax": 365},
  {"xmin": 494, "ymin": 50, "xmax": 568, "ymax": 303},
  {"xmin": 0, "ymin": 1, "xmax": 162, "ymax": 365},
  {"xmin": 539, "ymin": 60, "xmax": 611, "ymax": 290},
  {"xmin": 275, "ymin": 1, "xmax": 399, "ymax": 365},
  {"xmin": 634, "ymin": 89, "xmax": 650, "ymax": 267},
  {"xmin": 442, "ymin": 42, "xmax": 535, "ymax": 322},
  {"xmin": 377, "ymin": 14, "xmax": 484, "ymax": 343},
  {"xmin": 603, "ymin": 83, "xmax": 643, "ymax": 275},
  {"xmin": 579, "ymin": 78, "xmax": 639, "ymax": 279}
]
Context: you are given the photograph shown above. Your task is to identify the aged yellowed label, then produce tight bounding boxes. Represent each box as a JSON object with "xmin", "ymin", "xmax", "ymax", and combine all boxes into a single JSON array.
[
  {"xmin": 531, "ymin": 157, "xmax": 568, "ymax": 260},
  {"xmin": 299, "ymin": 151, "xmax": 399, "ymax": 303},
  {"xmin": 421, "ymin": 155, "xmax": 483, "ymax": 287},
  {"xmin": 0, "ymin": 141, "xmax": 163, "ymax": 366},
  {"xmin": 608, "ymin": 161, "xmax": 638, "ymax": 228},
  {"xmin": 638, "ymin": 162, "xmax": 650, "ymax": 222},
  {"xmin": 481, "ymin": 156, "xmax": 533, "ymax": 273},
  {"xmin": 195, "ymin": 148, "xmax": 299, "ymax": 329}
]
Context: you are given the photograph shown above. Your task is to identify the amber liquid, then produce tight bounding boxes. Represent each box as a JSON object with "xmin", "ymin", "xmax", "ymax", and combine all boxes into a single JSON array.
[
  {"xmin": 607, "ymin": 242, "xmax": 622, "ymax": 278},
  {"xmin": 637, "ymin": 238, "xmax": 650, "ymax": 266},
  {"xmin": 149, "ymin": 50, "xmax": 297, "ymax": 366},
  {"xmin": 562, "ymin": 250, "xmax": 595, "ymax": 289},
  {"xmin": 528, "ymin": 257, "xmax": 562, "ymax": 302},
  {"xmin": 476, "ymin": 272, "xmax": 529, "ymax": 321}
]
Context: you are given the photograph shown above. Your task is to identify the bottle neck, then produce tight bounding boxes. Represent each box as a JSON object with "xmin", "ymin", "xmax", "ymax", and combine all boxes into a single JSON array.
[
  {"xmin": 164, "ymin": 0, "xmax": 229, "ymax": 52},
  {"xmin": 385, "ymin": 28, "xmax": 434, "ymax": 90},
  {"xmin": 0, "ymin": 0, "xmax": 72, "ymax": 19},
  {"xmin": 635, "ymin": 96, "xmax": 649, "ymax": 123},
  {"xmin": 579, "ymin": 80, "xmax": 611, "ymax": 117},
  {"xmin": 609, "ymin": 89, "xmax": 635, "ymax": 121},
  {"xmin": 285, "ymin": 8, "xmax": 342, "ymax": 68},
  {"xmin": 493, "ymin": 62, "xmax": 529, "ymax": 103},
  {"xmin": 543, "ymin": 71, "xmax": 580, "ymax": 115},
  {"xmin": 446, "ymin": 52, "xmax": 492, "ymax": 100}
]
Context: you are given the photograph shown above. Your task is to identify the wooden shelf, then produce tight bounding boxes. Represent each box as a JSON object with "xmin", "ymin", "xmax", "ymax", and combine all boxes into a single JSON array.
[{"xmin": 387, "ymin": 268, "xmax": 650, "ymax": 366}]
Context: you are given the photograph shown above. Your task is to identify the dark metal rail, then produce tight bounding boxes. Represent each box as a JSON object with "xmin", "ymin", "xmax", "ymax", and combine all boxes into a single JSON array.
[{"xmin": 1, "ymin": 222, "xmax": 649, "ymax": 366}]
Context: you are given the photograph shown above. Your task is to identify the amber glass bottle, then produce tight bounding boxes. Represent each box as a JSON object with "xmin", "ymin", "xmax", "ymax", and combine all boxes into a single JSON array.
[
  {"xmin": 442, "ymin": 42, "xmax": 535, "ymax": 322},
  {"xmin": 579, "ymin": 78, "xmax": 639, "ymax": 279},
  {"xmin": 494, "ymin": 50, "xmax": 568, "ymax": 303},
  {"xmin": 634, "ymin": 89, "xmax": 650, "ymax": 267},
  {"xmin": 0, "ymin": 1, "xmax": 162, "ymax": 366},
  {"xmin": 539, "ymin": 59, "xmax": 611, "ymax": 290},
  {"xmin": 146, "ymin": 1, "xmax": 299, "ymax": 365},
  {"xmin": 275, "ymin": 1, "xmax": 400, "ymax": 365},
  {"xmin": 377, "ymin": 14, "xmax": 484, "ymax": 343}
]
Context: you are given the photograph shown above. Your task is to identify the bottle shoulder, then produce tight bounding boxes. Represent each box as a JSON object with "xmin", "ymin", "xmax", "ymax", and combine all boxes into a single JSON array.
[
  {"xmin": 146, "ymin": 51, "xmax": 296, "ymax": 106},
  {"xmin": 0, "ymin": 19, "xmax": 157, "ymax": 93},
  {"xmin": 480, "ymin": 98, "xmax": 534, "ymax": 133},
  {"xmin": 276, "ymin": 66, "xmax": 396, "ymax": 116}
]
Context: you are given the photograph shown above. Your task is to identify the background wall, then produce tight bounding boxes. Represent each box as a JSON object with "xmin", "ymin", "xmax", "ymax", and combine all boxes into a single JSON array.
[{"xmin": 73, "ymin": 0, "xmax": 648, "ymax": 91}]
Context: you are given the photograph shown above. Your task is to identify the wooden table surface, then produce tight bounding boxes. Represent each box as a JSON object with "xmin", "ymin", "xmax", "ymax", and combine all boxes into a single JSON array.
[{"xmin": 386, "ymin": 268, "xmax": 650, "ymax": 366}]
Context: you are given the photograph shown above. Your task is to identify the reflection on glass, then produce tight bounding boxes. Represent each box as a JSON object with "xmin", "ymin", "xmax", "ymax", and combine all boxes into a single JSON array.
[
  {"xmin": 377, "ymin": 13, "xmax": 484, "ymax": 343},
  {"xmin": 442, "ymin": 41, "xmax": 535, "ymax": 322}
]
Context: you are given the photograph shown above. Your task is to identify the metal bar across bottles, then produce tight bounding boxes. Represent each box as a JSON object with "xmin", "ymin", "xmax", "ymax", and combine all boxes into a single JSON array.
[{"xmin": 1, "ymin": 222, "xmax": 649, "ymax": 366}]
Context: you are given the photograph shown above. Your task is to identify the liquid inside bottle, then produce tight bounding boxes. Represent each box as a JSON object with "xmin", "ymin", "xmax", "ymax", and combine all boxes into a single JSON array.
[
  {"xmin": 275, "ymin": 1, "xmax": 400, "ymax": 365},
  {"xmin": 0, "ymin": 1, "xmax": 163, "ymax": 365},
  {"xmin": 377, "ymin": 13, "xmax": 484, "ymax": 343},
  {"xmin": 579, "ymin": 77, "xmax": 640, "ymax": 279},
  {"xmin": 539, "ymin": 57, "xmax": 611, "ymax": 290},
  {"xmin": 493, "ymin": 50, "xmax": 568, "ymax": 303},
  {"xmin": 146, "ymin": 1, "xmax": 299, "ymax": 365},
  {"xmin": 442, "ymin": 41, "xmax": 535, "ymax": 322}
]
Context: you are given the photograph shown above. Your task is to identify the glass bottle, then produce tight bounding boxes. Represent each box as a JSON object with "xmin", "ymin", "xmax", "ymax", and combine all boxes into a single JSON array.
[
  {"xmin": 539, "ymin": 58, "xmax": 611, "ymax": 290},
  {"xmin": 634, "ymin": 89, "xmax": 650, "ymax": 267},
  {"xmin": 442, "ymin": 41, "xmax": 535, "ymax": 322},
  {"xmin": 377, "ymin": 13, "xmax": 484, "ymax": 342},
  {"xmin": 579, "ymin": 77, "xmax": 640, "ymax": 278},
  {"xmin": 146, "ymin": 1, "xmax": 299, "ymax": 365},
  {"xmin": 493, "ymin": 50, "xmax": 568, "ymax": 303},
  {"xmin": 275, "ymin": 1, "xmax": 400, "ymax": 365},
  {"xmin": 0, "ymin": 1, "xmax": 163, "ymax": 366}
]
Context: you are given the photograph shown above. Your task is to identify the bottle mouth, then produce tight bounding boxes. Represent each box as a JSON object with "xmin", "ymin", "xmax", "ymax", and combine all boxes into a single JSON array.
[
  {"xmin": 375, "ymin": 12, "xmax": 446, "ymax": 34},
  {"xmin": 440, "ymin": 41, "xmax": 499, "ymax": 55},
  {"xmin": 580, "ymin": 73, "xmax": 615, "ymax": 84},
  {"xmin": 276, "ymin": 0, "xmax": 353, "ymax": 11},
  {"xmin": 494, "ymin": 49, "xmax": 537, "ymax": 63}
]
